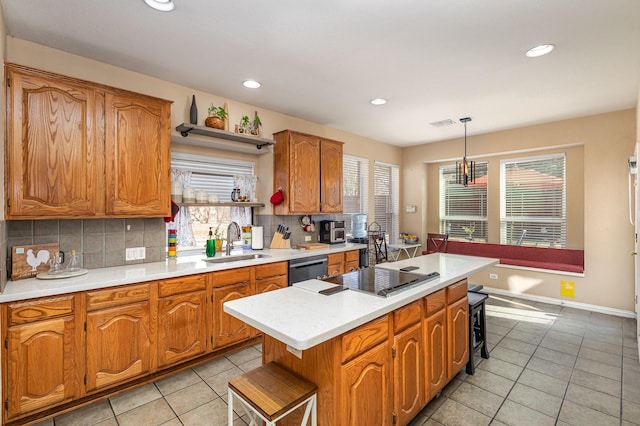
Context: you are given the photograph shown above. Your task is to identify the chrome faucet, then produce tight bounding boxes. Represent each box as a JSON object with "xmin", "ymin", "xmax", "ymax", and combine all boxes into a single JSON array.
[{"xmin": 226, "ymin": 221, "xmax": 242, "ymax": 255}]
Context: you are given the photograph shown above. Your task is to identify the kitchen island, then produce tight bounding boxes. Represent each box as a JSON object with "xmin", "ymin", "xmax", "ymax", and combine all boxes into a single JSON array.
[{"xmin": 224, "ymin": 253, "xmax": 498, "ymax": 425}]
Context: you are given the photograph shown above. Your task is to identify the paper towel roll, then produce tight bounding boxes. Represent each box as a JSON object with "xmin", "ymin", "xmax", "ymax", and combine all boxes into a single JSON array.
[{"xmin": 251, "ymin": 226, "xmax": 264, "ymax": 250}]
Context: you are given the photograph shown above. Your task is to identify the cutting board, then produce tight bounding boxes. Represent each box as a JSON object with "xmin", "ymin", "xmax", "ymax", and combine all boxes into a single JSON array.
[
  {"xmin": 11, "ymin": 243, "xmax": 60, "ymax": 281},
  {"xmin": 297, "ymin": 243, "xmax": 330, "ymax": 250}
]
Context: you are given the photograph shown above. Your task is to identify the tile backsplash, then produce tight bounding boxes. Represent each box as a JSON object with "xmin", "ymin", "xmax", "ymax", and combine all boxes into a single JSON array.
[{"xmin": 6, "ymin": 218, "xmax": 166, "ymax": 274}]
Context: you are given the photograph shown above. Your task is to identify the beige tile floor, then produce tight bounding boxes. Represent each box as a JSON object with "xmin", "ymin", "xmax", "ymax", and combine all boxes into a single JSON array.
[{"xmin": 33, "ymin": 294, "xmax": 639, "ymax": 426}]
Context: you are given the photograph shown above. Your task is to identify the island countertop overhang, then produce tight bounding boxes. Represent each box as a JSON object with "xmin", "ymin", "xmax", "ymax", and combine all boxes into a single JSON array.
[{"xmin": 224, "ymin": 253, "xmax": 498, "ymax": 351}]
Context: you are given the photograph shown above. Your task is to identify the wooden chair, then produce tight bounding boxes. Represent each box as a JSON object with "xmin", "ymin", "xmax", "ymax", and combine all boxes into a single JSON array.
[{"xmin": 423, "ymin": 233, "xmax": 449, "ymax": 255}]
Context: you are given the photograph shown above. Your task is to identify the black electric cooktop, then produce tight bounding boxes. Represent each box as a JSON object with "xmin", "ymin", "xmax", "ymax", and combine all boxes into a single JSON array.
[{"xmin": 322, "ymin": 267, "xmax": 440, "ymax": 297}]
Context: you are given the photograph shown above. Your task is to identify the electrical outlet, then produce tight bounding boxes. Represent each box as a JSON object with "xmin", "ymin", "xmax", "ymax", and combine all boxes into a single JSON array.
[
  {"xmin": 304, "ymin": 236, "xmax": 312, "ymax": 241},
  {"xmin": 489, "ymin": 273, "xmax": 498, "ymax": 280},
  {"xmin": 126, "ymin": 247, "xmax": 146, "ymax": 260}
]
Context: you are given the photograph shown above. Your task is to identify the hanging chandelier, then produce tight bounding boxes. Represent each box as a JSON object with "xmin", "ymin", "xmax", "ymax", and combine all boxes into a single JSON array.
[{"xmin": 456, "ymin": 117, "xmax": 475, "ymax": 186}]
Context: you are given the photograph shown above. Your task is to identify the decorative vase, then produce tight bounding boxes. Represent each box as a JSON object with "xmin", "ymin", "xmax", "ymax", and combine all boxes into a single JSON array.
[
  {"xmin": 189, "ymin": 95, "xmax": 197, "ymax": 125},
  {"xmin": 205, "ymin": 116, "xmax": 225, "ymax": 129},
  {"xmin": 215, "ymin": 239, "xmax": 223, "ymax": 252}
]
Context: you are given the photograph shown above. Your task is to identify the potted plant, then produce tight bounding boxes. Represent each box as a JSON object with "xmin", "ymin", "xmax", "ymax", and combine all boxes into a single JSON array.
[
  {"xmin": 239, "ymin": 115, "xmax": 251, "ymax": 134},
  {"xmin": 205, "ymin": 104, "xmax": 228, "ymax": 129},
  {"xmin": 251, "ymin": 112, "xmax": 262, "ymax": 136}
]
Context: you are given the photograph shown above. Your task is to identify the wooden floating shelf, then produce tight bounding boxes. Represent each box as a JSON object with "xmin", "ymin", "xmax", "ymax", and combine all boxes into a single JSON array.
[{"xmin": 175, "ymin": 123, "xmax": 275, "ymax": 150}]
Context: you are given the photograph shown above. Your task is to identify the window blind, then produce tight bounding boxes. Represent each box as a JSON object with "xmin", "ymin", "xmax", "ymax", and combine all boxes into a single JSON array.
[
  {"xmin": 439, "ymin": 162, "xmax": 488, "ymax": 241},
  {"xmin": 374, "ymin": 162, "xmax": 400, "ymax": 242},
  {"xmin": 500, "ymin": 153, "xmax": 566, "ymax": 247},
  {"xmin": 171, "ymin": 152, "xmax": 255, "ymax": 200},
  {"xmin": 343, "ymin": 155, "xmax": 369, "ymax": 214}
]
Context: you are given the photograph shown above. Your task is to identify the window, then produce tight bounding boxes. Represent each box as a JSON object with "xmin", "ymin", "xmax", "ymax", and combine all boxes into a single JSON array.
[
  {"xmin": 374, "ymin": 162, "xmax": 399, "ymax": 242},
  {"xmin": 343, "ymin": 155, "xmax": 369, "ymax": 214},
  {"xmin": 171, "ymin": 153, "xmax": 255, "ymax": 250},
  {"xmin": 439, "ymin": 162, "xmax": 488, "ymax": 241},
  {"xmin": 500, "ymin": 153, "xmax": 566, "ymax": 247}
]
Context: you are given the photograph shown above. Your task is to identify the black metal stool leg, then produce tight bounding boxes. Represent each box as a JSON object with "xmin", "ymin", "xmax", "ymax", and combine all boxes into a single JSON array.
[{"xmin": 479, "ymin": 303, "xmax": 490, "ymax": 359}]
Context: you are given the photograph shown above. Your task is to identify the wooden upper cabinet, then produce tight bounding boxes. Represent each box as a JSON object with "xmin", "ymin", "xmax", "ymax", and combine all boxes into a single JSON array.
[
  {"xmin": 4, "ymin": 64, "xmax": 171, "ymax": 219},
  {"xmin": 273, "ymin": 130, "xmax": 343, "ymax": 214},
  {"xmin": 319, "ymin": 139, "xmax": 343, "ymax": 213},
  {"xmin": 5, "ymin": 66, "xmax": 103, "ymax": 218},
  {"xmin": 104, "ymin": 91, "xmax": 171, "ymax": 216}
]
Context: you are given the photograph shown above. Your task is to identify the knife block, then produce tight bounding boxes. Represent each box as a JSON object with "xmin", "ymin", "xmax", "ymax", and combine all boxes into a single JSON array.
[{"xmin": 270, "ymin": 232, "xmax": 291, "ymax": 249}]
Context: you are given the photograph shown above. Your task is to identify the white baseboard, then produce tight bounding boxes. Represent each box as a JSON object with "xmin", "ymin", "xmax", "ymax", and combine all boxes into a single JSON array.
[{"xmin": 481, "ymin": 286, "xmax": 636, "ymax": 319}]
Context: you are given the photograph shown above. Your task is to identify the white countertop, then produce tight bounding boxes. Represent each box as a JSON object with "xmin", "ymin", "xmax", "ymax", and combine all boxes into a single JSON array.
[
  {"xmin": 224, "ymin": 253, "xmax": 498, "ymax": 350},
  {"xmin": 0, "ymin": 244, "xmax": 366, "ymax": 303}
]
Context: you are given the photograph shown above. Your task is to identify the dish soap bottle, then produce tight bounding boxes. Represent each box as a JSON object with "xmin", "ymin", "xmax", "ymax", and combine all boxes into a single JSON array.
[{"xmin": 206, "ymin": 227, "xmax": 216, "ymax": 257}]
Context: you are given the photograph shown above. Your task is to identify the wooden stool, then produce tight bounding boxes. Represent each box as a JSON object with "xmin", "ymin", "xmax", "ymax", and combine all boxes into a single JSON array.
[
  {"xmin": 228, "ymin": 362, "xmax": 317, "ymax": 426},
  {"xmin": 466, "ymin": 291, "xmax": 490, "ymax": 375}
]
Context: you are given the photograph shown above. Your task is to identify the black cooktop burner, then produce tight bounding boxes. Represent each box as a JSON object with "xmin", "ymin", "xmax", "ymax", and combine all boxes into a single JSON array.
[{"xmin": 322, "ymin": 267, "xmax": 439, "ymax": 297}]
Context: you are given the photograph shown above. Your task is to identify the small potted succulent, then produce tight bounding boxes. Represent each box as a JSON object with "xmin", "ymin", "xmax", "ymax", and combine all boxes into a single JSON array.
[{"xmin": 205, "ymin": 104, "xmax": 228, "ymax": 129}]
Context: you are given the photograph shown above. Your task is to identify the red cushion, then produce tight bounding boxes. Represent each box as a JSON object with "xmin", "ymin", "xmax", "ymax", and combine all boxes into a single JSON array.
[{"xmin": 445, "ymin": 241, "xmax": 584, "ymax": 273}]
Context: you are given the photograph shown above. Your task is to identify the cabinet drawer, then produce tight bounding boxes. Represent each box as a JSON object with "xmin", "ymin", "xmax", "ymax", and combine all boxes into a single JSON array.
[
  {"xmin": 86, "ymin": 284, "xmax": 150, "ymax": 311},
  {"xmin": 447, "ymin": 279, "xmax": 468, "ymax": 304},
  {"xmin": 255, "ymin": 261, "xmax": 287, "ymax": 280},
  {"xmin": 327, "ymin": 253, "xmax": 344, "ymax": 266},
  {"xmin": 393, "ymin": 300, "xmax": 422, "ymax": 333},
  {"xmin": 425, "ymin": 289, "xmax": 446, "ymax": 316},
  {"xmin": 341, "ymin": 315, "xmax": 389, "ymax": 363},
  {"xmin": 255, "ymin": 276, "xmax": 288, "ymax": 294},
  {"xmin": 7, "ymin": 295, "xmax": 74, "ymax": 325},
  {"xmin": 158, "ymin": 274, "xmax": 206, "ymax": 297},
  {"xmin": 345, "ymin": 250, "xmax": 359, "ymax": 262},
  {"xmin": 213, "ymin": 267, "xmax": 252, "ymax": 288}
]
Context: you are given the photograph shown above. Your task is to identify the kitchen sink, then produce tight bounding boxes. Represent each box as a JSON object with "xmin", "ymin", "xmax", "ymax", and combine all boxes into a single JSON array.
[{"xmin": 203, "ymin": 253, "xmax": 272, "ymax": 263}]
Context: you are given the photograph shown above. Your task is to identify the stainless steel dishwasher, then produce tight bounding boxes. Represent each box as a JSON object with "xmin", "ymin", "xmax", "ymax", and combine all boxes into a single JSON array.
[{"xmin": 288, "ymin": 254, "xmax": 328, "ymax": 285}]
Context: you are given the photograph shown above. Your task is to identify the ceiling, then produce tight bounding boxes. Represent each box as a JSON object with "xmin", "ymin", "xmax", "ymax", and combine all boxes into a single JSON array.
[{"xmin": 2, "ymin": 0, "xmax": 639, "ymax": 146}]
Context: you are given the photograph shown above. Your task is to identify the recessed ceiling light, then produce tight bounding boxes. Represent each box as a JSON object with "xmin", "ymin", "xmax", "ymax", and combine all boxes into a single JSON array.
[
  {"xmin": 144, "ymin": 0, "xmax": 175, "ymax": 12},
  {"xmin": 525, "ymin": 44, "xmax": 555, "ymax": 58},
  {"xmin": 370, "ymin": 98, "xmax": 387, "ymax": 106},
  {"xmin": 242, "ymin": 80, "xmax": 261, "ymax": 89}
]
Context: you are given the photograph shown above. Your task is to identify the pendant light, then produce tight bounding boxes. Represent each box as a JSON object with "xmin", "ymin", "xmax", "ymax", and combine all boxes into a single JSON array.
[{"xmin": 456, "ymin": 117, "xmax": 475, "ymax": 186}]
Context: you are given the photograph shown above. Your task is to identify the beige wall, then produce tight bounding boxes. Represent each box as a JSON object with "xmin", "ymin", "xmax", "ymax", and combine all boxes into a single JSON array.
[
  {"xmin": 5, "ymin": 37, "xmax": 402, "ymax": 218},
  {"xmin": 4, "ymin": 37, "xmax": 639, "ymax": 312},
  {"xmin": 403, "ymin": 109, "xmax": 637, "ymax": 311}
]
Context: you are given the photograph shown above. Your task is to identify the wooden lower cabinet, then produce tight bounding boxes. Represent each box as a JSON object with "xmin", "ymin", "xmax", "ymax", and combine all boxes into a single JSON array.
[
  {"xmin": 86, "ymin": 301, "xmax": 152, "ymax": 392},
  {"xmin": 424, "ymin": 308, "xmax": 447, "ymax": 400},
  {"xmin": 5, "ymin": 316, "xmax": 77, "ymax": 419},
  {"xmin": 212, "ymin": 268, "xmax": 253, "ymax": 349},
  {"xmin": 447, "ymin": 296, "xmax": 469, "ymax": 380},
  {"xmin": 340, "ymin": 341, "xmax": 392, "ymax": 425},
  {"xmin": 393, "ymin": 322, "xmax": 423, "ymax": 425},
  {"xmin": 157, "ymin": 275, "xmax": 207, "ymax": 368},
  {"xmin": 2, "ymin": 296, "xmax": 80, "ymax": 422}
]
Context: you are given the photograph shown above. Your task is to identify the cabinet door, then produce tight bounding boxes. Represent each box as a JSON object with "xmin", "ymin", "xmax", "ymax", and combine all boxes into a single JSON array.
[
  {"xmin": 289, "ymin": 133, "xmax": 321, "ymax": 213},
  {"xmin": 86, "ymin": 302, "xmax": 151, "ymax": 392},
  {"xmin": 447, "ymin": 296, "xmax": 469, "ymax": 380},
  {"xmin": 104, "ymin": 91, "xmax": 171, "ymax": 217},
  {"xmin": 157, "ymin": 291, "xmax": 207, "ymax": 368},
  {"xmin": 425, "ymin": 308, "xmax": 447, "ymax": 401},
  {"xmin": 5, "ymin": 317, "xmax": 77, "ymax": 418},
  {"xmin": 5, "ymin": 67, "xmax": 102, "ymax": 218},
  {"xmin": 394, "ymin": 322, "xmax": 423, "ymax": 426},
  {"xmin": 340, "ymin": 341, "xmax": 392, "ymax": 426},
  {"xmin": 212, "ymin": 281, "xmax": 253, "ymax": 348},
  {"xmin": 320, "ymin": 139, "xmax": 343, "ymax": 213}
]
